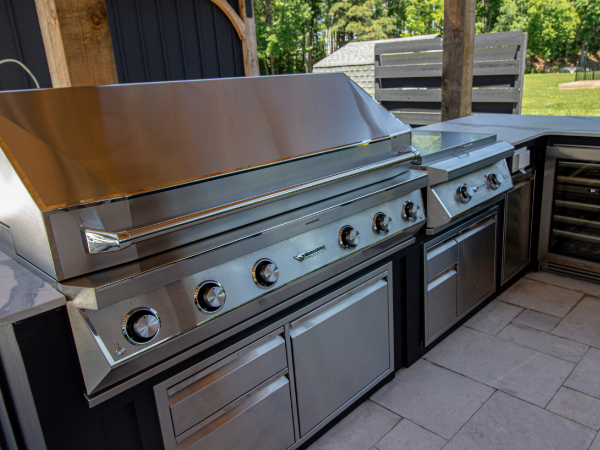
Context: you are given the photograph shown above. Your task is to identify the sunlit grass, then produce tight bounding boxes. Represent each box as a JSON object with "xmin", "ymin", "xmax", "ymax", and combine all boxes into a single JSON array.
[{"xmin": 522, "ymin": 73, "xmax": 600, "ymax": 116}]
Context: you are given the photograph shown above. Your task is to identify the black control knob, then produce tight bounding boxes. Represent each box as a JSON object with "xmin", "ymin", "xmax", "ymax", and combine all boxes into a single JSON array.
[
  {"xmin": 487, "ymin": 173, "xmax": 502, "ymax": 190},
  {"xmin": 195, "ymin": 281, "xmax": 226, "ymax": 313},
  {"xmin": 123, "ymin": 308, "xmax": 160, "ymax": 345},
  {"xmin": 253, "ymin": 259, "xmax": 279, "ymax": 288},
  {"xmin": 456, "ymin": 185, "xmax": 474, "ymax": 204},
  {"xmin": 339, "ymin": 226, "xmax": 360, "ymax": 250},
  {"xmin": 402, "ymin": 201, "xmax": 419, "ymax": 223},
  {"xmin": 373, "ymin": 213, "xmax": 393, "ymax": 235}
]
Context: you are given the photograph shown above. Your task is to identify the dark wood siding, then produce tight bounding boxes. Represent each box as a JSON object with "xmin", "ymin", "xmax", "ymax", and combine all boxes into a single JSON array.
[
  {"xmin": 0, "ymin": 0, "xmax": 52, "ymax": 91},
  {"xmin": 105, "ymin": 0, "xmax": 245, "ymax": 83}
]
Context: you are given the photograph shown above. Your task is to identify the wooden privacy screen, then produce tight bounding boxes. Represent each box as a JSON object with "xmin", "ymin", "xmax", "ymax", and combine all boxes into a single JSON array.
[{"xmin": 375, "ymin": 31, "xmax": 528, "ymax": 127}]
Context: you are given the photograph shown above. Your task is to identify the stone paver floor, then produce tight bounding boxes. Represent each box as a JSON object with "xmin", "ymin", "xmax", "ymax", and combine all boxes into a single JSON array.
[{"xmin": 308, "ymin": 271, "xmax": 600, "ymax": 450}]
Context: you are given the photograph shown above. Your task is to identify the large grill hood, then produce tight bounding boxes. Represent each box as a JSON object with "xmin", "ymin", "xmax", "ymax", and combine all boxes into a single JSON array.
[
  {"xmin": 0, "ymin": 73, "xmax": 409, "ymax": 210},
  {"xmin": 0, "ymin": 74, "xmax": 413, "ymax": 281}
]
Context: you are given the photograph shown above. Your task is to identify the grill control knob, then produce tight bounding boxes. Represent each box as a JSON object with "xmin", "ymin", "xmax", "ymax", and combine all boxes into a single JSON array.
[
  {"xmin": 373, "ymin": 213, "xmax": 393, "ymax": 235},
  {"xmin": 123, "ymin": 308, "xmax": 160, "ymax": 345},
  {"xmin": 456, "ymin": 185, "xmax": 475, "ymax": 204},
  {"xmin": 195, "ymin": 281, "xmax": 226, "ymax": 313},
  {"xmin": 339, "ymin": 226, "xmax": 360, "ymax": 251},
  {"xmin": 253, "ymin": 259, "xmax": 279, "ymax": 288},
  {"xmin": 402, "ymin": 201, "xmax": 419, "ymax": 223},
  {"xmin": 487, "ymin": 173, "xmax": 502, "ymax": 190}
]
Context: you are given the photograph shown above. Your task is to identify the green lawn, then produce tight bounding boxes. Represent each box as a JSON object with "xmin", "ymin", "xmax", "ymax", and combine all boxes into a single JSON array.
[{"xmin": 522, "ymin": 73, "xmax": 600, "ymax": 116}]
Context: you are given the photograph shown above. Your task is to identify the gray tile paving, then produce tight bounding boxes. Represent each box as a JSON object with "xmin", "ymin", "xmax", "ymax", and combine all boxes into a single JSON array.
[
  {"xmin": 525, "ymin": 271, "xmax": 600, "ymax": 297},
  {"xmin": 464, "ymin": 300, "xmax": 523, "ymax": 336},
  {"xmin": 444, "ymin": 391, "xmax": 596, "ymax": 450},
  {"xmin": 374, "ymin": 419, "xmax": 447, "ymax": 450},
  {"xmin": 553, "ymin": 296, "xmax": 600, "ymax": 348},
  {"xmin": 498, "ymin": 323, "xmax": 589, "ymax": 363},
  {"xmin": 511, "ymin": 308, "xmax": 561, "ymax": 332},
  {"xmin": 564, "ymin": 348, "xmax": 600, "ymax": 400},
  {"xmin": 370, "ymin": 359, "xmax": 494, "ymax": 439},
  {"xmin": 425, "ymin": 326, "xmax": 575, "ymax": 407},
  {"xmin": 546, "ymin": 387, "xmax": 600, "ymax": 430},
  {"xmin": 320, "ymin": 273, "xmax": 600, "ymax": 449},
  {"xmin": 498, "ymin": 278, "xmax": 584, "ymax": 318},
  {"xmin": 590, "ymin": 432, "xmax": 600, "ymax": 450},
  {"xmin": 308, "ymin": 400, "xmax": 401, "ymax": 450}
]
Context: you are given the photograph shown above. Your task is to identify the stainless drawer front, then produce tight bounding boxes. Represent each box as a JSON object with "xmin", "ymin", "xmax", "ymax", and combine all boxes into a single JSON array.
[
  {"xmin": 426, "ymin": 268, "xmax": 457, "ymax": 341},
  {"xmin": 177, "ymin": 376, "xmax": 295, "ymax": 450},
  {"xmin": 168, "ymin": 335, "xmax": 287, "ymax": 436},
  {"xmin": 427, "ymin": 238, "xmax": 458, "ymax": 280},
  {"xmin": 290, "ymin": 278, "xmax": 390, "ymax": 437}
]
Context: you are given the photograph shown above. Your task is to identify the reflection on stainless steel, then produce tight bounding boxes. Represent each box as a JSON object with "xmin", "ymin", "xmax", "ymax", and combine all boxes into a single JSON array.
[
  {"xmin": 410, "ymin": 130, "xmax": 513, "ymax": 232},
  {"xmin": 0, "ymin": 73, "xmax": 414, "ymax": 280},
  {"xmin": 0, "ymin": 74, "xmax": 409, "ymax": 209},
  {"xmin": 82, "ymin": 154, "xmax": 415, "ymax": 255},
  {"xmin": 0, "ymin": 75, "xmax": 425, "ymax": 405},
  {"xmin": 423, "ymin": 209, "xmax": 497, "ymax": 346}
]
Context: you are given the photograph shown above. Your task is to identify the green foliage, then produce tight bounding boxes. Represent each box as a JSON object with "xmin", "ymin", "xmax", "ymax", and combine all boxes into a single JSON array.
[{"xmin": 254, "ymin": 0, "xmax": 599, "ymax": 75}]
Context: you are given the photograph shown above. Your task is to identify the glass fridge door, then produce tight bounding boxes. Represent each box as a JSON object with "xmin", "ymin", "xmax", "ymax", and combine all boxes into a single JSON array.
[{"xmin": 549, "ymin": 159, "xmax": 600, "ymax": 263}]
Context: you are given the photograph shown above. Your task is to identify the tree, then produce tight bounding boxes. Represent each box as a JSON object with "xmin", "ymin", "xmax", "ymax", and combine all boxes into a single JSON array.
[{"xmin": 255, "ymin": 0, "xmax": 311, "ymax": 74}]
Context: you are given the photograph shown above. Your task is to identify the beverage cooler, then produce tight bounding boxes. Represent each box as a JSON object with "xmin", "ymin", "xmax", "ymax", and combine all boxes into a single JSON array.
[{"xmin": 539, "ymin": 145, "xmax": 600, "ymax": 280}]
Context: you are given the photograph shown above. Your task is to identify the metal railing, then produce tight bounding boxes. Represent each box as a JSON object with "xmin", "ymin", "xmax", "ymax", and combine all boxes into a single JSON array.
[{"xmin": 576, "ymin": 62, "xmax": 600, "ymax": 81}]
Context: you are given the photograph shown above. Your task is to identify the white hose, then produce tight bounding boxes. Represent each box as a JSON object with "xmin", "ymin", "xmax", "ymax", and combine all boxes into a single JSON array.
[{"xmin": 0, "ymin": 59, "xmax": 40, "ymax": 89}]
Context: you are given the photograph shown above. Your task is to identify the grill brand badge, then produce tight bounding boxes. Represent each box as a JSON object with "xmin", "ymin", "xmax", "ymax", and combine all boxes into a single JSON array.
[{"xmin": 294, "ymin": 245, "xmax": 326, "ymax": 262}]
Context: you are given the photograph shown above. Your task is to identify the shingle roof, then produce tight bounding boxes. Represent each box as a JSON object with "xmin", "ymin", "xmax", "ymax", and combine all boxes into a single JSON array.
[{"xmin": 313, "ymin": 35, "xmax": 439, "ymax": 68}]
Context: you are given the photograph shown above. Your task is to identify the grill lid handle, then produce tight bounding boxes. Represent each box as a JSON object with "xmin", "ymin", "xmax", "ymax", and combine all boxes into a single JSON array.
[{"xmin": 82, "ymin": 153, "xmax": 416, "ymax": 255}]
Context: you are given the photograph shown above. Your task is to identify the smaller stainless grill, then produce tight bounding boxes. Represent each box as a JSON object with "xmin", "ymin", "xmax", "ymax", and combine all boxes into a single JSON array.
[{"xmin": 410, "ymin": 130, "xmax": 515, "ymax": 232}]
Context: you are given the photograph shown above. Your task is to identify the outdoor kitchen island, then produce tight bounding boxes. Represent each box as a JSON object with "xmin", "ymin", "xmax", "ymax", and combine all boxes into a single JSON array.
[{"xmin": 1, "ymin": 78, "xmax": 600, "ymax": 450}]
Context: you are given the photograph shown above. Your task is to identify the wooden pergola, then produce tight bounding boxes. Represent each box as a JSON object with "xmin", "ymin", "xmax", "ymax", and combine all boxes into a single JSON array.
[{"xmin": 33, "ymin": 0, "xmax": 259, "ymax": 88}]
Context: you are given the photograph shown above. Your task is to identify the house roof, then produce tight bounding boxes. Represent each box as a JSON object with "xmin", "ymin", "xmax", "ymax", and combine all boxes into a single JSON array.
[{"xmin": 313, "ymin": 35, "xmax": 440, "ymax": 68}]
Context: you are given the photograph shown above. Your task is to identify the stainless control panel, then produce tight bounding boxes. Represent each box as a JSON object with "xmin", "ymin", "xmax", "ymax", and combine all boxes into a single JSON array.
[
  {"xmin": 427, "ymin": 159, "xmax": 513, "ymax": 228},
  {"xmin": 80, "ymin": 190, "xmax": 425, "ymax": 366}
]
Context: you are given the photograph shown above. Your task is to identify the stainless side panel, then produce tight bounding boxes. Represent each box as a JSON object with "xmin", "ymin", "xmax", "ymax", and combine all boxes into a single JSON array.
[
  {"xmin": 168, "ymin": 335, "xmax": 287, "ymax": 437},
  {"xmin": 502, "ymin": 177, "xmax": 534, "ymax": 285},
  {"xmin": 426, "ymin": 268, "xmax": 457, "ymax": 341},
  {"xmin": 456, "ymin": 217, "xmax": 497, "ymax": 316},
  {"xmin": 177, "ymin": 376, "xmax": 295, "ymax": 450},
  {"xmin": 290, "ymin": 278, "xmax": 389, "ymax": 437},
  {"xmin": 426, "ymin": 239, "xmax": 457, "ymax": 280}
]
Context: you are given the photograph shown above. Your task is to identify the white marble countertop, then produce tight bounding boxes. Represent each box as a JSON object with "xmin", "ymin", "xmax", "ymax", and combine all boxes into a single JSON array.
[
  {"xmin": 419, "ymin": 114, "xmax": 600, "ymax": 146},
  {"xmin": 0, "ymin": 251, "xmax": 65, "ymax": 326}
]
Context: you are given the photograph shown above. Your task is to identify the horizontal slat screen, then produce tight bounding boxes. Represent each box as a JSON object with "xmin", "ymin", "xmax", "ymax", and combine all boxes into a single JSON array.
[{"xmin": 375, "ymin": 30, "xmax": 527, "ymax": 126}]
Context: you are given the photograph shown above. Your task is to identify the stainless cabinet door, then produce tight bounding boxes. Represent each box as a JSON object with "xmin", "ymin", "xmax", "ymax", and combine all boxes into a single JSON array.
[
  {"xmin": 503, "ymin": 178, "xmax": 533, "ymax": 284},
  {"xmin": 290, "ymin": 278, "xmax": 390, "ymax": 437},
  {"xmin": 456, "ymin": 217, "xmax": 496, "ymax": 316},
  {"xmin": 426, "ymin": 267, "xmax": 457, "ymax": 343}
]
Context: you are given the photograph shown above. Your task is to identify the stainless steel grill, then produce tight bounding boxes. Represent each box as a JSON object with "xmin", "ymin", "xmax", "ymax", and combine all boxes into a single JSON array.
[{"xmin": 0, "ymin": 73, "xmax": 428, "ymax": 400}]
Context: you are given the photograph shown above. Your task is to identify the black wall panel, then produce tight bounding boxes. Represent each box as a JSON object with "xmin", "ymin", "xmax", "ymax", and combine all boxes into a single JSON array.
[
  {"xmin": 105, "ymin": 0, "xmax": 245, "ymax": 83},
  {"xmin": 0, "ymin": 0, "xmax": 52, "ymax": 91}
]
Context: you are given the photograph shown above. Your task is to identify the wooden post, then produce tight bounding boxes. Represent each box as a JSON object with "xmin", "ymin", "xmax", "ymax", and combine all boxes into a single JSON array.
[
  {"xmin": 210, "ymin": 0, "xmax": 259, "ymax": 76},
  {"xmin": 34, "ymin": 0, "xmax": 119, "ymax": 87},
  {"xmin": 441, "ymin": 0, "xmax": 476, "ymax": 121}
]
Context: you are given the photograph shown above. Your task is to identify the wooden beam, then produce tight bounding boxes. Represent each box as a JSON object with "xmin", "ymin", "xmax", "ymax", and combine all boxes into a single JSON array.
[
  {"xmin": 210, "ymin": 0, "xmax": 259, "ymax": 76},
  {"xmin": 440, "ymin": 0, "xmax": 476, "ymax": 121},
  {"xmin": 35, "ymin": 0, "xmax": 118, "ymax": 87}
]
